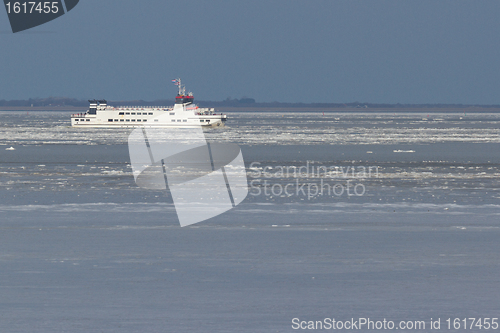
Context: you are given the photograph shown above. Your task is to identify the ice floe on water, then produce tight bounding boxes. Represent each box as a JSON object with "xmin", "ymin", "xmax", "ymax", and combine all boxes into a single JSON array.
[
  {"xmin": 393, "ymin": 149, "xmax": 415, "ymax": 153},
  {"xmin": 1, "ymin": 111, "xmax": 500, "ymax": 145},
  {"xmin": 0, "ymin": 110, "xmax": 499, "ymax": 217}
]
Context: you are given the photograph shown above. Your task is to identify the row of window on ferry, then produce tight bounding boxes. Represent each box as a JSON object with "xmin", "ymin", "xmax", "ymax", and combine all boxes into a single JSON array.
[
  {"xmin": 108, "ymin": 119, "xmax": 150, "ymax": 122},
  {"xmin": 107, "ymin": 119, "xmax": 190, "ymax": 123},
  {"xmin": 118, "ymin": 112, "xmax": 155, "ymax": 116}
]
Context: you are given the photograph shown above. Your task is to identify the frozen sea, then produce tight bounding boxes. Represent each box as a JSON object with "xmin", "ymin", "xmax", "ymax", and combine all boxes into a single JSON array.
[{"xmin": 0, "ymin": 111, "xmax": 499, "ymax": 332}]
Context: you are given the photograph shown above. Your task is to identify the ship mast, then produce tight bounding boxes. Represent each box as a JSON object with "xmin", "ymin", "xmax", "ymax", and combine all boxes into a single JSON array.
[{"xmin": 174, "ymin": 78, "xmax": 185, "ymax": 96}]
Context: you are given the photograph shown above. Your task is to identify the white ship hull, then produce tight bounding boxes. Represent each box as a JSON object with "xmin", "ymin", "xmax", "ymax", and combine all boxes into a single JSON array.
[{"xmin": 71, "ymin": 102, "xmax": 226, "ymax": 128}]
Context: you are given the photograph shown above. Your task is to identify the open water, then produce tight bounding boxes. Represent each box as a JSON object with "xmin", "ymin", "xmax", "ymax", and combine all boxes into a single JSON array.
[{"xmin": 0, "ymin": 111, "xmax": 499, "ymax": 332}]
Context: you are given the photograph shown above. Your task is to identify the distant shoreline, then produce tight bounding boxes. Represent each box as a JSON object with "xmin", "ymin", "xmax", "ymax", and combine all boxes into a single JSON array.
[
  {"xmin": 3, "ymin": 97, "xmax": 500, "ymax": 112},
  {"xmin": 2, "ymin": 106, "xmax": 500, "ymax": 113}
]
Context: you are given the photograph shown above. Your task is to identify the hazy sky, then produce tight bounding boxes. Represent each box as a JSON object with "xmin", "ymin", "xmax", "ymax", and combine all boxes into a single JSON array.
[{"xmin": 1, "ymin": 0, "xmax": 500, "ymax": 103}]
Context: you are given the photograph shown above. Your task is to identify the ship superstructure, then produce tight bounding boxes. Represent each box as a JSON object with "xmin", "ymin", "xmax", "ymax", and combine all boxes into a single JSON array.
[{"xmin": 71, "ymin": 79, "xmax": 226, "ymax": 128}]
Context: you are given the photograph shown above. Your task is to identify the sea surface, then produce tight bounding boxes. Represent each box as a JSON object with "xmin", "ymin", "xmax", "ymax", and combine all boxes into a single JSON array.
[{"xmin": 0, "ymin": 111, "xmax": 499, "ymax": 332}]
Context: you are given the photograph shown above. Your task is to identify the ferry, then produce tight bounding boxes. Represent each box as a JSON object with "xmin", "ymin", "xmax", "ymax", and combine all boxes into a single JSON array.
[{"xmin": 71, "ymin": 79, "xmax": 226, "ymax": 128}]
